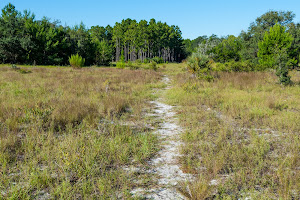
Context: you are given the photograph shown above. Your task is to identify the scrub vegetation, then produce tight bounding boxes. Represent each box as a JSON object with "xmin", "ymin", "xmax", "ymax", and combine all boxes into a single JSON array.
[
  {"xmin": 0, "ymin": 66, "xmax": 162, "ymax": 199},
  {"xmin": 0, "ymin": 2, "xmax": 299, "ymax": 200},
  {"xmin": 164, "ymin": 64, "xmax": 300, "ymax": 199}
]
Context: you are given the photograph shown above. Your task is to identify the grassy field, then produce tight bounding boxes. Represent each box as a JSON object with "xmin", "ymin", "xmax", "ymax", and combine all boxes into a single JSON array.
[
  {"xmin": 0, "ymin": 65, "xmax": 163, "ymax": 199},
  {"xmin": 164, "ymin": 64, "xmax": 300, "ymax": 199},
  {"xmin": 0, "ymin": 63, "xmax": 299, "ymax": 199}
]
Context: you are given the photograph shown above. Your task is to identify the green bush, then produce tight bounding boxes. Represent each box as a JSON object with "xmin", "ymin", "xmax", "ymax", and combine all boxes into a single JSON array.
[
  {"xmin": 116, "ymin": 61, "xmax": 125, "ymax": 69},
  {"xmin": 126, "ymin": 61, "xmax": 139, "ymax": 70},
  {"xmin": 143, "ymin": 58, "xmax": 151, "ymax": 64},
  {"xmin": 126, "ymin": 61, "xmax": 132, "ymax": 68},
  {"xmin": 187, "ymin": 53, "xmax": 214, "ymax": 81},
  {"xmin": 150, "ymin": 61, "xmax": 158, "ymax": 71},
  {"xmin": 187, "ymin": 53, "xmax": 210, "ymax": 72},
  {"xmin": 214, "ymin": 63, "xmax": 229, "ymax": 72},
  {"xmin": 254, "ymin": 64, "xmax": 268, "ymax": 71},
  {"xmin": 228, "ymin": 61, "xmax": 254, "ymax": 72},
  {"xmin": 276, "ymin": 62, "xmax": 292, "ymax": 86},
  {"xmin": 69, "ymin": 54, "xmax": 85, "ymax": 68},
  {"xmin": 152, "ymin": 56, "xmax": 164, "ymax": 64},
  {"xmin": 214, "ymin": 61, "xmax": 256, "ymax": 72},
  {"xmin": 135, "ymin": 59, "xmax": 142, "ymax": 65}
]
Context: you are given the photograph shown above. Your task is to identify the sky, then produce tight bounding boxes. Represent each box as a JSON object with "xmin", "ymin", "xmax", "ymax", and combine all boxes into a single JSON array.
[{"xmin": 1, "ymin": 0, "xmax": 300, "ymax": 40}]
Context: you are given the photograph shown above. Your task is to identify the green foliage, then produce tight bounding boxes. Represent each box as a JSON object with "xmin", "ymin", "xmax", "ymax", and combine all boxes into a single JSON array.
[
  {"xmin": 116, "ymin": 49, "xmax": 125, "ymax": 68},
  {"xmin": 119, "ymin": 49, "xmax": 125, "ymax": 62},
  {"xmin": 213, "ymin": 61, "xmax": 255, "ymax": 72},
  {"xmin": 0, "ymin": 3, "xmax": 31, "ymax": 63},
  {"xmin": 143, "ymin": 58, "xmax": 151, "ymax": 64},
  {"xmin": 126, "ymin": 60, "xmax": 139, "ymax": 70},
  {"xmin": 196, "ymin": 35, "xmax": 222, "ymax": 57},
  {"xmin": 116, "ymin": 61, "xmax": 125, "ymax": 69},
  {"xmin": 187, "ymin": 53, "xmax": 211, "ymax": 73},
  {"xmin": 150, "ymin": 61, "xmax": 158, "ymax": 71},
  {"xmin": 69, "ymin": 54, "xmax": 85, "ymax": 68},
  {"xmin": 187, "ymin": 53, "xmax": 213, "ymax": 81},
  {"xmin": 288, "ymin": 23, "xmax": 300, "ymax": 66},
  {"xmin": 276, "ymin": 64, "xmax": 292, "ymax": 85},
  {"xmin": 135, "ymin": 59, "xmax": 142, "ymax": 65},
  {"xmin": 258, "ymin": 23, "xmax": 293, "ymax": 68},
  {"xmin": 258, "ymin": 23, "xmax": 293, "ymax": 85},
  {"xmin": 240, "ymin": 11, "xmax": 295, "ymax": 64},
  {"xmin": 212, "ymin": 35, "xmax": 242, "ymax": 62},
  {"xmin": 0, "ymin": 4, "xmax": 185, "ymax": 65},
  {"xmin": 152, "ymin": 56, "xmax": 164, "ymax": 64},
  {"xmin": 96, "ymin": 39, "xmax": 113, "ymax": 66},
  {"xmin": 90, "ymin": 25, "xmax": 114, "ymax": 66},
  {"xmin": 11, "ymin": 64, "xmax": 19, "ymax": 70},
  {"xmin": 274, "ymin": 54, "xmax": 292, "ymax": 85},
  {"xmin": 68, "ymin": 23, "xmax": 96, "ymax": 66},
  {"xmin": 183, "ymin": 36, "xmax": 208, "ymax": 57},
  {"xmin": 26, "ymin": 17, "xmax": 71, "ymax": 65},
  {"xmin": 113, "ymin": 18, "xmax": 185, "ymax": 63}
]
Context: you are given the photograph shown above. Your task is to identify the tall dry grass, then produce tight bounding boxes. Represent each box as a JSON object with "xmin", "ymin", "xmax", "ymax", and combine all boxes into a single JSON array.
[
  {"xmin": 164, "ymin": 64, "xmax": 300, "ymax": 199},
  {"xmin": 0, "ymin": 66, "xmax": 161, "ymax": 199}
]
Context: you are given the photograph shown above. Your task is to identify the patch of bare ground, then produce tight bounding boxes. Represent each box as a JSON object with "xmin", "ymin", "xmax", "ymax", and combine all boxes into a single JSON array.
[{"xmin": 129, "ymin": 76, "xmax": 192, "ymax": 199}]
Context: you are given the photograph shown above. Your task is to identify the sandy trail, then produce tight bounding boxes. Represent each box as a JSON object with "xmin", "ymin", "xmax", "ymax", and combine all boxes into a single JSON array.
[{"xmin": 131, "ymin": 76, "xmax": 191, "ymax": 199}]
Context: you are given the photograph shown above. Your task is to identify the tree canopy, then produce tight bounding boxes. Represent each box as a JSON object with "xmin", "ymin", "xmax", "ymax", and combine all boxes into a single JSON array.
[
  {"xmin": 0, "ymin": 3, "xmax": 185, "ymax": 65},
  {"xmin": 258, "ymin": 23, "xmax": 294, "ymax": 68},
  {"xmin": 186, "ymin": 10, "xmax": 299, "ymax": 68}
]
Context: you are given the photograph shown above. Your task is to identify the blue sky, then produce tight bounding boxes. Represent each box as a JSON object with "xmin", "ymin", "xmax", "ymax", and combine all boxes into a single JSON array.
[{"xmin": 1, "ymin": 0, "xmax": 299, "ymax": 39}]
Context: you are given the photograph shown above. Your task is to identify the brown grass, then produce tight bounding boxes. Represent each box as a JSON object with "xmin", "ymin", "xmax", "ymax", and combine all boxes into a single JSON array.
[
  {"xmin": 164, "ymin": 64, "xmax": 300, "ymax": 199},
  {"xmin": 0, "ymin": 66, "xmax": 161, "ymax": 199}
]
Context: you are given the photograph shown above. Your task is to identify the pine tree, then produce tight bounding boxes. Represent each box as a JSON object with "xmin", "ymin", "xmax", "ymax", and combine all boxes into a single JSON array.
[{"xmin": 258, "ymin": 23, "xmax": 294, "ymax": 85}]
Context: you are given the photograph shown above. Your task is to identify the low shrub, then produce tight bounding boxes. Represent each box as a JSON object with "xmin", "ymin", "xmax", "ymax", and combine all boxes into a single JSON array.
[
  {"xmin": 229, "ymin": 60, "xmax": 254, "ymax": 72},
  {"xmin": 126, "ymin": 61, "xmax": 134, "ymax": 68},
  {"xmin": 213, "ymin": 63, "xmax": 229, "ymax": 72},
  {"xmin": 150, "ymin": 61, "xmax": 158, "ymax": 71},
  {"xmin": 126, "ymin": 61, "xmax": 139, "ymax": 70},
  {"xmin": 135, "ymin": 59, "xmax": 142, "ymax": 65},
  {"xmin": 143, "ymin": 58, "xmax": 151, "ymax": 64},
  {"xmin": 116, "ymin": 61, "xmax": 125, "ymax": 69},
  {"xmin": 214, "ymin": 61, "xmax": 256, "ymax": 72},
  {"xmin": 69, "ymin": 54, "xmax": 85, "ymax": 68},
  {"xmin": 187, "ymin": 53, "xmax": 214, "ymax": 81},
  {"xmin": 152, "ymin": 56, "xmax": 164, "ymax": 64}
]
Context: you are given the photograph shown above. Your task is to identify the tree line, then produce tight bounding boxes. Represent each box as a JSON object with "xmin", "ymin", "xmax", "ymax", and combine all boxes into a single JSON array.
[
  {"xmin": 185, "ymin": 11, "xmax": 300, "ymax": 85},
  {"xmin": 184, "ymin": 11, "xmax": 299, "ymax": 67},
  {"xmin": 0, "ymin": 3, "xmax": 185, "ymax": 66}
]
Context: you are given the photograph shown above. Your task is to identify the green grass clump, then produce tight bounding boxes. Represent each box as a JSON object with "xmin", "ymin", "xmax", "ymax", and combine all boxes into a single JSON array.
[
  {"xmin": 150, "ymin": 61, "xmax": 158, "ymax": 71},
  {"xmin": 69, "ymin": 54, "xmax": 85, "ymax": 68},
  {"xmin": 152, "ymin": 56, "xmax": 164, "ymax": 64},
  {"xmin": 116, "ymin": 61, "xmax": 125, "ymax": 69}
]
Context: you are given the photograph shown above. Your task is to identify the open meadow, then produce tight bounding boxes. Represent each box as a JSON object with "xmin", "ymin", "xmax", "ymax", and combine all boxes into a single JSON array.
[
  {"xmin": 0, "ymin": 65, "xmax": 163, "ymax": 199},
  {"xmin": 164, "ymin": 64, "xmax": 300, "ymax": 199},
  {"xmin": 0, "ymin": 2, "xmax": 300, "ymax": 199},
  {"xmin": 0, "ymin": 63, "xmax": 299, "ymax": 199}
]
